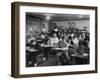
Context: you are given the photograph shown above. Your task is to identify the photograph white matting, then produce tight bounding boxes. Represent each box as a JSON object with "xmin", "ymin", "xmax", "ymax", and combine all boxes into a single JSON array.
[{"xmin": 19, "ymin": 5, "xmax": 95, "ymax": 75}]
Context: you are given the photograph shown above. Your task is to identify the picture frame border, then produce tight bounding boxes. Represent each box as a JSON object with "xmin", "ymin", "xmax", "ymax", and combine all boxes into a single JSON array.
[{"xmin": 11, "ymin": 2, "xmax": 98, "ymax": 78}]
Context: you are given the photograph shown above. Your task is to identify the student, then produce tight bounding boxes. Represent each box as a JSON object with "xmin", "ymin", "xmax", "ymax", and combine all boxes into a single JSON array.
[
  {"xmin": 73, "ymin": 36, "xmax": 79, "ymax": 50},
  {"xmin": 59, "ymin": 37, "xmax": 69, "ymax": 49},
  {"xmin": 58, "ymin": 37, "xmax": 70, "ymax": 65},
  {"xmin": 50, "ymin": 33, "xmax": 59, "ymax": 46}
]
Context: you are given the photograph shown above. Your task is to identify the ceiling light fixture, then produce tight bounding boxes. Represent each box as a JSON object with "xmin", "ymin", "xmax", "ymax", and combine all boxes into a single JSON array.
[{"xmin": 46, "ymin": 16, "xmax": 51, "ymax": 21}]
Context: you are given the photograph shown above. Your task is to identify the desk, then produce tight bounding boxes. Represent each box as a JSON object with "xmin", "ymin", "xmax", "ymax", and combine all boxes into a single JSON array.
[
  {"xmin": 48, "ymin": 48, "xmax": 70, "ymax": 65},
  {"xmin": 51, "ymin": 47, "xmax": 69, "ymax": 52},
  {"xmin": 71, "ymin": 53, "xmax": 89, "ymax": 64},
  {"xmin": 26, "ymin": 47, "xmax": 38, "ymax": 52},
  {"xmin": 26, "ymin": 47, "xmax": 40, "ymax": 67}
]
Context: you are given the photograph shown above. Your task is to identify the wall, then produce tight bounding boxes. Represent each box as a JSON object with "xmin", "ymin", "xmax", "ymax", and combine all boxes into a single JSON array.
[
  {"xmin": 0, "ymin": 0, "xmax": 100, "ymax": 80},
  {"xmin": 26, "ymin": 15, "xmax": 50, "ymax": 40},
  {"xmin": 26, "ymin": 15, "xmax": 41, "ymax": 34},
  {"xmin": 26, "ymin": 15, "xmax": 49, "ymax": 34},
  {"xmin": 53, "ymin": 20, "xmax": 90, "ymax": 32}
]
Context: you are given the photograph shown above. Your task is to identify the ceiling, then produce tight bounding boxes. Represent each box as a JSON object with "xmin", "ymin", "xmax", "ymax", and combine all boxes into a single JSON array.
[{"xmin": 26, "ymin": 12, "xmax": 90, "ymax": 21}]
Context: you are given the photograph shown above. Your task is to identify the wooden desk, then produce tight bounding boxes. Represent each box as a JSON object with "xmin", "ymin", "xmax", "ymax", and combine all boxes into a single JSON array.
[
  {"xmin": 26, "ymin": 47, "xmax": 40, "ymax": 67},
  {"xmin": 71, "ymin": 53, "xmax": 89, "ymax": 65},
  {"xmin": 26, "ymin": 47, "xmax": 38, "ymax": 52}
]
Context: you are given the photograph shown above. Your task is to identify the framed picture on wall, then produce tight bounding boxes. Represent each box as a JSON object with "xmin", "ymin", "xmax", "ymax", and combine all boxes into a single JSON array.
[{"xmin": 11, "ymin": 2, "xmax": 98, "ymax": 78}]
